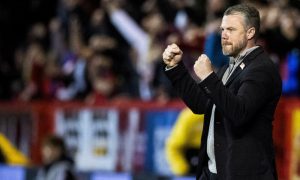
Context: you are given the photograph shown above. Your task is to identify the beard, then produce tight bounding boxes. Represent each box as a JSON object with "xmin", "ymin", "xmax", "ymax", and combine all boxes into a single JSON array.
[{"xmin": 222, "ymin": 37, "xmax": 247, "ymax": 58}]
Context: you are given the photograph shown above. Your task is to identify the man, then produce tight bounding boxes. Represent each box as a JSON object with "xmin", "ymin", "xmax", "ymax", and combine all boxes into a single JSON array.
[{"xmin": 162, "ymin": 4, "xmax": 282, "ymax": 180}]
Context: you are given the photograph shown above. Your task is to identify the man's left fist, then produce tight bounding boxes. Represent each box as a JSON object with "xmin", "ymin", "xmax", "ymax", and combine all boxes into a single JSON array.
[{"xmin": 193, "ymin": 54, "xmax": 213, "ymax": 80}]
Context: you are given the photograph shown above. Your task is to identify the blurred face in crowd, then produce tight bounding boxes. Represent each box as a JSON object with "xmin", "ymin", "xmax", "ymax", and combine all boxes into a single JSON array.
[
  {"xmin": 142, "ymin": 12, "xmax": 165, "ymax": 35},
  {"xmin": 89, "ymin": 35, "xmax": 117, "ymax": 51},
  {"xmin": 29, "ymin": 23, "xmax": 47, "ymax": 41},
  {"xmin": 279, "ymin": 11, "xmax": 297, "ymax": 40},
  {"xmin": 63, "ymin": 0, "xmax": 80, "ymax": 10},
  {"xmin": 207, "ymin": 0, "xmax": 226, "ymax": 14},
  {"xmin": 220, "ymin": 13, "xmax": 249, "ymax": 58},
  {"xmin": 42, "ymin": 144, "xmax": 62, "ymax": 165},
  {"xmin": 88, "ymin": 55, "xmax": 116, "ymax": 96},
  {"xmin": 91, "ymin": 8, "xmax": 105, "ymax": 26}
]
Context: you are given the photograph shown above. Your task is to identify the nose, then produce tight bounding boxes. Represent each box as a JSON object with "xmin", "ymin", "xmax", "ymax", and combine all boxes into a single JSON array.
[{"xmin": 222, "ymin": 30, "xmax": 228, "ymax": 40}]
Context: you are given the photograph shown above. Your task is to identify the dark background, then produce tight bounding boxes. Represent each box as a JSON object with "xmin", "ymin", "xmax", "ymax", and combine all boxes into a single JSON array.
[{"xmin": 0, "ymin": 0, "xmax": 58, "ymax": 99}]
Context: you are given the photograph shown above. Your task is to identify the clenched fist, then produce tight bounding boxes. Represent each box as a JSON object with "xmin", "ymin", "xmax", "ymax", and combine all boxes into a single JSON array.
[
  {"xmin": 162, "ymin": 43, "xmax": 183, "ymax": 68},
  {"xmin": 194, "ymin": 54, "xmax": 213, "ymax": 80}
]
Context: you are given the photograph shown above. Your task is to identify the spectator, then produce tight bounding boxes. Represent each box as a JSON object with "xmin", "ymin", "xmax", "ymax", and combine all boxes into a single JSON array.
[
  {"xmin": 18, "ymin": 42, "xmax": 48, "ymax": 101},
  {"xmin": 36, "ymin": 135, "xmax": 76, "ymax": 180},
  {"xmin": 104, "ymin": 0, "xmax": 169, "ymax": 100},
  {"xmin": 85, "ymin": 52, "xmax": 119, "ymax": 104}
]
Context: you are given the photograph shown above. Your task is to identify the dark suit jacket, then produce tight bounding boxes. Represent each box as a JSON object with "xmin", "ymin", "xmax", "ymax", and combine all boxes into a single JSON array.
[{"xmin": 165, "ymin": 47, "xmax": 282, "ymax": 180}]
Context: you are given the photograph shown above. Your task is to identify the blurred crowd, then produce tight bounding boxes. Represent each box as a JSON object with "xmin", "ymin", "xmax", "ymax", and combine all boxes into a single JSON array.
[{"xmin": 0, "ymin": 0, "xmax": 300, "ymax": 103}]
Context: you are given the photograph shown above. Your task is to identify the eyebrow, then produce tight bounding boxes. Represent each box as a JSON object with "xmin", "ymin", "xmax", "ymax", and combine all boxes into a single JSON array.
[{"xmin": 220, "ymin": 26, "xmax": 237, "ymax": 30}]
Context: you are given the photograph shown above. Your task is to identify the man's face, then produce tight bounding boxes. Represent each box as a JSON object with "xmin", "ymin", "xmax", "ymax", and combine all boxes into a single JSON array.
[{"xmin": 220, "ymin": 14, "xmax": 248, "ymax": 58}]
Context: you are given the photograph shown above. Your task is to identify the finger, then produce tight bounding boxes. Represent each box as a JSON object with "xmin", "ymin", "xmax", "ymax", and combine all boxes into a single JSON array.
[
  {"xmin": 164, "ymin": 51, "xmax": 174, "ymax": 59},
  {"xmin": 171, "ymin": 48, "xmax": 181, "ymax": 55},
  {"xmin": 194, "ymin": 59, "xmax": 200, "ymax": 67},
  {"xmin": 164, "ymin": 50, "xmax": 176, "ymax": 60},
  {"xmin": 201, "ymin": 54, "xmax": 207, "ymax": 58},
  {"xmin": 197, "ymin": 54, "xmax": 208, "ymax": 62},
  {"xmin": 170, "ymin": 44, "xmax": 181, "ymax": 54},
  {"xmin": 201, "ymin": 54, "xmax": 210, "ymax": 61},
  {"xmin": 200, "ymin": 54, "xmax": 206, "ymax": 59},
  {"xmin": 163, "ymin": 53, "xmax": 172, "ymax": 61},
  {"xmin": 193, "ymin": 62, "xmax": 200, "ymax": 70},
  {"xmin": 193, "ymin": 61, "xmax": 197, "ymax": 67},
  {"xmin": 165, "ymin": 50, "xmax": 173, "ymax": 57},
  {"xmin": 162, "ymin": 53, "xmax": 168, "ymax": 61},
  {"xmin": 170, "ymin": 43, "xmax": 178, "ymax": 48},
  {"xmin": 166, "ymin": 45, "xmax": 178, "ymax": 54},
  {"xmin": 172, "ymin": 47, "xmax": 181, "ymax": 53}
]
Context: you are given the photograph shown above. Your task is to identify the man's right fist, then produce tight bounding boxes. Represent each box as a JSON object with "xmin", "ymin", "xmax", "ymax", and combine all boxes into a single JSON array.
[{"xmin": 162, "ymin": 43, "xmax": 183, "ymax": 68}]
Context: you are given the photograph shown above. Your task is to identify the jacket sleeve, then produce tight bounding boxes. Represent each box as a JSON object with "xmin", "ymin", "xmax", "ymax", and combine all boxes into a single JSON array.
[
  {"xmin": 164, "ymin": 61, "xmax": 209, "ymax": 114},
  {"xmin": 198, "ymin": 64, "xmax": 280, "ymax": 130}
]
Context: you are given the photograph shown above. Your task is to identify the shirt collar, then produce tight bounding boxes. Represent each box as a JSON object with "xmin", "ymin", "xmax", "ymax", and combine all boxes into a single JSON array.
[{"xmin": 229, "ymin": 46, "xmax": 259, "ymax": 65}]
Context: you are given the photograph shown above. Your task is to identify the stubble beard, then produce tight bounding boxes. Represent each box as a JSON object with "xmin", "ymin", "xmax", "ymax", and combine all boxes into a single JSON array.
[{"xmin": 222, "ymin": 38, "xmax": 247, "ymax": 58}]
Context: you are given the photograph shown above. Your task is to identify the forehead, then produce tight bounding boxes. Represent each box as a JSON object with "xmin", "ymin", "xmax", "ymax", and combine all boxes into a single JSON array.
[{"xmin": 221, "ymin": 14, "xmax": 245, "ymax": 28}]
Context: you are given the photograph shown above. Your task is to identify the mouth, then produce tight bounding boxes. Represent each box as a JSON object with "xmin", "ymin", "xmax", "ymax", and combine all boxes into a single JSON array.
[
  {"xmin": 222, "ymin": 42, "xmax": 232, "ymax": 46},
  {"xmin": 222, "ymin": 41, "xmax": 232, "ymax": 46}
]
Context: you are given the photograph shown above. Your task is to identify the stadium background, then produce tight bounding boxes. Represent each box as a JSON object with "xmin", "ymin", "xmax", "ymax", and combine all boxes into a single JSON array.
[{"xmin": 0, "ymin": 0, "xmax": 300, "ymax": 179}]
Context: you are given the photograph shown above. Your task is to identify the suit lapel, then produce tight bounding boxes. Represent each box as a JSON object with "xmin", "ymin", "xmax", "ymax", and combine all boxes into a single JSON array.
[
  {"xmin": 225, "ymin": 66, "xmax": 243, "ymax": 86},
  {"xmin": 225, "ymin": 46, "xmax": 264, "ymax": 86},
  {"xmin": 217, "ymin": 65, "xmax": 228, "ymax": 79}
]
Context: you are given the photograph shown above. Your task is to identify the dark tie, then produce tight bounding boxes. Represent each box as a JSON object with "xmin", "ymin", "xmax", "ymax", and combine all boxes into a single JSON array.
[{"xmin": 228, "ymin": 61, "xmax": 235, "ymax": 74}]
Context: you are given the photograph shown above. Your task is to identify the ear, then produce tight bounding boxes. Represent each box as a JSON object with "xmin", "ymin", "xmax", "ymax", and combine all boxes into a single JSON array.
[{"xmin": 247, "ymin": 27, "xmax": 256, "ymax": 40}]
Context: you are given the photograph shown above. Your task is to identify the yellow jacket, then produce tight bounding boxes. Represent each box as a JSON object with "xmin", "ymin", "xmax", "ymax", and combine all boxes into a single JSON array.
[
  {"xmin": 165, "ymin": 108, "xmax": 204, "ymax": 176},
  {"xmin": 0, "ymin": 133, "xmax": 30, "ymax": 166}
]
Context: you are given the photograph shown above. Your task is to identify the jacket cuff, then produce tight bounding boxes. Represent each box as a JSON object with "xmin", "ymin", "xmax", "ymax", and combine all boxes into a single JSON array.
[
  {"xmin": 198, "ymin": 72, "xmax": 219, "ymax": 95},
  {"xmin": 164, "ymin": 61, "xmax": 187, "ymax": 82}
]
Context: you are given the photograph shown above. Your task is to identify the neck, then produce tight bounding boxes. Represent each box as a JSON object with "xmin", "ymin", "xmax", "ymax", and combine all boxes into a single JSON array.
[
  {"xmin": 245, "ymin": 41, "xmax": 256, "ymax": 50},
  {"xmin": 233, "ymin": 41, "xmax": 256, "ymax": 59}
]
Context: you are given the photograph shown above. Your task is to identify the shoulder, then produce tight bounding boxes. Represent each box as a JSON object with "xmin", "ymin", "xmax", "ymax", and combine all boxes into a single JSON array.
[
  {"xmin": 49, "ymin": 161, "xmax": 74, "ymax": 173},
  {"xmin": 245, "ymin": 48, "xmax": 279, "ymax": 73},
  {"xmin": 243, "ymin": 51, "xmax": 282, "ymax": 89},
  {"xmin": 253, "ymin": 51, "xmax": 281, "ymax": 78}
]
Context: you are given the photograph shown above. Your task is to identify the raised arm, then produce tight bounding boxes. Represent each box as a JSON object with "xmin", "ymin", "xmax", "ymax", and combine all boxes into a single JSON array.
[
  {"xmin": 162, "ymin": 44, "xmax": 209, "ymax": 114},
  {"xmin": 106, "ymin": 4, "xmax": 148, "ymax": 51}
]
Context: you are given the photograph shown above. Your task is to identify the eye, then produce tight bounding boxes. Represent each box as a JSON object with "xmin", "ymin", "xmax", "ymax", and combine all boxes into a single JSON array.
[
  {"xmin": 228, "ymin": 28, "xmax": 234, "ymax": 31},
  {"xmin": 219, "ymin": 27, "xmax": 224, "ymax": 33}
]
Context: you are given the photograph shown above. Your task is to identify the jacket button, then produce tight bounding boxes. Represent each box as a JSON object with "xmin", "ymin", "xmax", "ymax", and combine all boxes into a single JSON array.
[{"xmin": 204, "ymin": 87, "xmax": 211, "ymax": 94}]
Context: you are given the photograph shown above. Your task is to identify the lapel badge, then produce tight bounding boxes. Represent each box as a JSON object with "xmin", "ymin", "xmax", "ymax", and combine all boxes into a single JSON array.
[{"xmin": 240, "ymin": 63, "xmax": 245, "ymax": 70}]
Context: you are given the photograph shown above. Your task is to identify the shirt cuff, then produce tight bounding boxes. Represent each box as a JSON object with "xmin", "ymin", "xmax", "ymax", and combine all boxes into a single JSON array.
[{"xmin": 165, "ymin": 64, "xmax": 179, "ymax": 71}]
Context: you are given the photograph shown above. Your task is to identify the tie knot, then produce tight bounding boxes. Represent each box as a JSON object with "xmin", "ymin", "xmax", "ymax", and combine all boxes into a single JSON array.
[{"xmin": 229, "ymin": 58, "xmax": 235, "ymax": 65}]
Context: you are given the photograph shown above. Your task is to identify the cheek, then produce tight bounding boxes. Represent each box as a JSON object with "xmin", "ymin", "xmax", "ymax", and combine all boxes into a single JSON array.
[
  {"xmin": 42, "ymin": 147, "xmax": 52, "ymax": 160},
  {"xmin": 231, "ymin": 34, "xmax": 245, "ymax": 46}
]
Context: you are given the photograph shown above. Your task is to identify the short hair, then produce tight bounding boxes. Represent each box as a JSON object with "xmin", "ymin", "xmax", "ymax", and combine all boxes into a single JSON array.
[
  {"xmin": 224, "ymin": 4, "xmax": 260, "ymax": 39},
  {"xmin": 43, "ymin": 135, "xmax": 66, "ymax": 153}
]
